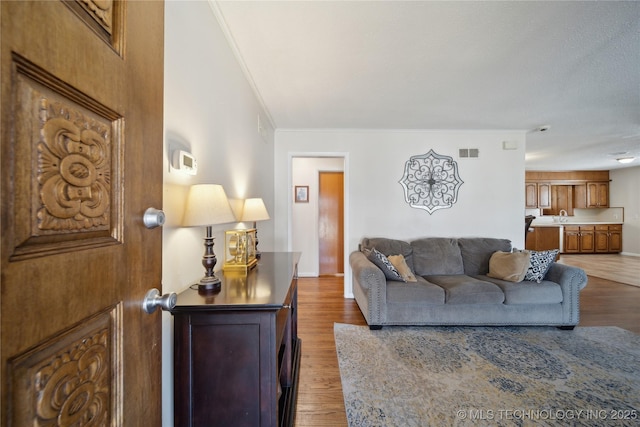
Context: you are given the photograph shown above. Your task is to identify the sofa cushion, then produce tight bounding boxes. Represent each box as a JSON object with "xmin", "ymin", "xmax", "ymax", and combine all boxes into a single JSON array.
[
  {"xmin": 365, "ymin": 248, "xmax": 405, "ymax": 282},
  {"xmin": 386, "ymin": 278, "xmax": 445, "ymax": 304},
  {"xmin": 388, "ymin": 254, "xmax": 417, "ymax": 282},
  {"xmin": 361, "ymin": 237, "xmax": 414, "ymax": 270},
  {"xmin": 524, "ymin": 249, "xmax": 559, "ymax": 283},
  {"xmin": 458, "ymin": 238, "xmax": 512, "ymax": 275},
  {"xmin": 479, "ymin": 276, "xmax": 563, "ymax": 305},
  {"xmin": 487, "ymin": 251, "xmax": 531, "ymax": 282},
  {"xmin": 424, "ymin": 275, "xmax": 505, "ymax": 304},
  {"xmin": 411, "ymin": 238, "xmax": 464, "ymax": 276}
]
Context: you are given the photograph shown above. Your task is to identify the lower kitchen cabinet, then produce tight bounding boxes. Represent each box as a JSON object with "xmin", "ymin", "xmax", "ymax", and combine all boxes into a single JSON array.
[
  {"xmin": 563, "ymin": 226, "xmax": 594, "ymax": 253},
  {"xmin": 595, "ymin": 224, "xmax": 622, "ymax": 253},
  {"xmin": 525, "ymin": 226, "xmax": 560, "ymax": 252},
  {"xmin": 564, "ymin": 224, "xmax": 622, "ymax": 254}
]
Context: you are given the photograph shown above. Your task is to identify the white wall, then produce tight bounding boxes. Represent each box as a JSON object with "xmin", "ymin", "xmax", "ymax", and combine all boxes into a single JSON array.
[
  {"xmin": 292, "ymin": 157, "xmax": 345, "ymax": 275},
  {"xmin": 610, "ymin": 166, "xmax": 640, "ymax": 256},
  {"xmin": 274, "ymin": 130, "xmax": 527, "ymax": 296},
  {"xmin": 162, "ymin": 2, "xmax": 275, "ymax": 424}
]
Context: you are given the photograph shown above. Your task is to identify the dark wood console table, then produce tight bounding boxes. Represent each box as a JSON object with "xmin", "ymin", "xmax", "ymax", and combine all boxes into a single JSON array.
[{"xmin": 171, "ymin": 252, "xmax": 301, "ymax": 427}]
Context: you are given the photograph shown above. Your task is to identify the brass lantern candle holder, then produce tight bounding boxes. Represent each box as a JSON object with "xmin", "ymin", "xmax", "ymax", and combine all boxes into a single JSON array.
[{"xmin": 222, "ymin": 228, "xmax": 258, "ymax": 273}]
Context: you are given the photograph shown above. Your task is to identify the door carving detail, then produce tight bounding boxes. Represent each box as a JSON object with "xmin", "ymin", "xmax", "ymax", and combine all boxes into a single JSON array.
[
  {"xmin": 63, "ymin": 0, "xmax": 124, "ymax": 53},
  {"xmin": 9, "ymin": 306, "xmax": 122, "ymax": 426},
  {"xmin": 77, "ymin": 0, "xmax": 115, "ymax": 34},
  {"xmin": 38, "ymin": 101, "xmax": 111, "ymax": 232},
  {"xmin": 9, "ymin": 55, "xmax": 123, "ymax": 260}
]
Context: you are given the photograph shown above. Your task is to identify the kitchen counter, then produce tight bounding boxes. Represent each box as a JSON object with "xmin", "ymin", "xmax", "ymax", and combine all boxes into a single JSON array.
[
  {"xmin": 527, "ymin": 220, "xmax": 623, "ymax": 254},
  {"xmin": 531, "ymin": 221, "xmax": 624, "ymax": 227}
]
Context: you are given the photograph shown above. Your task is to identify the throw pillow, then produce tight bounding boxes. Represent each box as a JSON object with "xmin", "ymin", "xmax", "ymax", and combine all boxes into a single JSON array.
[
  {"xmin": 388, "ymin": 254, "xmax": 418, "ymax": 282},
  {"xmin": 487, "ymin": 251, "xmax": 531, "ymax": 282},
  {"xmin": 365, "ymin": 248, "xmax": 406, "ymax": 282},
  {"xmin": 524, "ymin": 249, "xmax": 559, "ymax": 283}
]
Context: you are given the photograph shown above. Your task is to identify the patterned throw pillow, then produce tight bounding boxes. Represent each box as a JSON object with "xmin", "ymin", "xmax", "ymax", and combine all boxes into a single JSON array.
[
  {"xmin": 524, "ymin": 249, "xmax": 559, "ymax": 283},
  {"xmin": 365, "ymin": 248, "xmax": 406, "ymax": 282}
]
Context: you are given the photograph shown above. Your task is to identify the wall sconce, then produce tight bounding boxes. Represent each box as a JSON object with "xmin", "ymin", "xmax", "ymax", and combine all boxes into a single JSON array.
[
  {"xmin": 240, "ymin": 198, "xmax": 270, "ymax": 259},
  {"xmin": 182, "ymin": 184, "xmax": 236, "ymax": 291}
]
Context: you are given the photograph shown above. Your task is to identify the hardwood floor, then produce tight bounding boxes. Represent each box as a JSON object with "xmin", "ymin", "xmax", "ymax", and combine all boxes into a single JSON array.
[
  {"xmin": 578, "ymin": 275, "xmax": 640, "ymax": 333},
  {"xmin": 294, "ymin": 272, "xmax": 640, "ymax": 427},
  {"xmin": 558, "ymin": 253, "xmax": 640, "ymax": 287},
  {"xmin": 296, "ymin": 277, "xmax": 366, "ymax": 427}
]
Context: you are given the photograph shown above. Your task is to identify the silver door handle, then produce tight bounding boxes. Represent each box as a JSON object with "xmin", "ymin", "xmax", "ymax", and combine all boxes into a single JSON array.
[
  {"xmin": 143, "ymin": 288, "xmax": 177, "ymax": 313},
  {"xmin": 143, "ymin": 207, "xmax": 165, "ymax": 229}
]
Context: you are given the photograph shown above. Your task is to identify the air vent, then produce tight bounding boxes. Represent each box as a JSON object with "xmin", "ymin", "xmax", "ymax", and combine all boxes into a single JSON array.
[{"xmin": 459, "ymin": 148, "xmax": 479, "ymax": 158}]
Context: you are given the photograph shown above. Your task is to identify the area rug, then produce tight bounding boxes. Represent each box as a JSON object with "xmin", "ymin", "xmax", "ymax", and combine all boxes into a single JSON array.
[{"xmin": 334, "ymin": 323, "xmax": 640, "ymax": 426}]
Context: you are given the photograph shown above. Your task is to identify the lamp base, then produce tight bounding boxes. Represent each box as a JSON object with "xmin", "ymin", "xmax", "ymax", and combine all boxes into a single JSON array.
[
  {"xmin": 198, "ymin": 274, "xmax": 221, "ymax": 292},
  {"xmin": 198, "ymin": 226, "xmax": 221, "ymax": 292}
]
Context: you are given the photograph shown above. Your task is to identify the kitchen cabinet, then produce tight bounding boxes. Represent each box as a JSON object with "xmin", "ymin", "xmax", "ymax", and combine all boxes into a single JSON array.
[
  {"xmin": 586, "ymin": 182, "xmax": 609, "ymax": 208},
  {"xmin": 525, "ymin": 182, "xmax": 551, "ymax": 209},
  {"xmin": 171, "ymin": 253, "xmax": 301, "ymax": 427},
  {"xmin": 525, "ymin": 226, "xmax": 560, "ymax": 252},
  {"xmin": 524, "ymin": 171, "xmax": 610, "ymax": 211},
  {"xmin": 595, "ymin": 224, "xmax": 622, "ymax": 253},
  {"xmin": 546, "ymin": 185, "xmax": 574, "ymax": 216},
  {"xmin": 563, "ymin": 226, "xmax": 595, "ymax": 253}
]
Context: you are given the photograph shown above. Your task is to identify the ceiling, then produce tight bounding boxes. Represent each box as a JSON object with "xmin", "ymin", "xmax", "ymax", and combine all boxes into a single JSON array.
[{"xmin": 212, "ymin": 1, "xmax": 640, "ymax": 171}]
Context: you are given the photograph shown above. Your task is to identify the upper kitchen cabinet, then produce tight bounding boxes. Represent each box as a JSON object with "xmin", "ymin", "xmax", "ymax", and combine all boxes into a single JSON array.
[
  {"xmin": 525, "ymin": 182, "xmax": 551, "ymax": 209},
  {"xmin": 586, "ymin": 182, "xmax": 609, "ymax": 208},
  {"xmin": 525, "ymin": 171, "xmax": 610, "ymax": 212}
]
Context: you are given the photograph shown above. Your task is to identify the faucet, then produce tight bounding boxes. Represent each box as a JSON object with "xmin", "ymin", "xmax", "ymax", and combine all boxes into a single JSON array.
[{"xmin": 559, "ymin": 210, "xmax": 568, "ymax": 223}]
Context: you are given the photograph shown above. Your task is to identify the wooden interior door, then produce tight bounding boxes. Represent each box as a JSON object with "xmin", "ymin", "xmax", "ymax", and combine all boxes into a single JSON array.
[
  {"xmin": 318, "ymin": 172, "xmax": 344, "ymax": 275},
  {"xmin": 1, "ymin": 1, "xmax": 164, "ymax": 425}
]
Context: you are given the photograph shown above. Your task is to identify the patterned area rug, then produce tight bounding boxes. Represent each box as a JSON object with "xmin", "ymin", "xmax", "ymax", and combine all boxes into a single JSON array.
[{"xmin": 334, "ymin": 323, "xmax": 640, "ymax": 426}]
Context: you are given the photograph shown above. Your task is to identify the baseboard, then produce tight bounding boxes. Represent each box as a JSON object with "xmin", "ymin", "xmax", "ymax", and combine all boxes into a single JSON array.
[
  {"xmin": 620, "ymin": 251, "xmax": 640, "ymax": 257},
  {"xmin": 297, "ymin": 272, "xmax": 318, "ymax": 278}
]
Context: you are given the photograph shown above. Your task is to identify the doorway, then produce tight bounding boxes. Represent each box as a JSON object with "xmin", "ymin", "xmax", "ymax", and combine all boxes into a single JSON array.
[
  {"xmin": 319, "ymin": 171, "xmax": 344, "ymax": 275},
  {"xmin": 291, "ymin": 156, "xmax": 346, "ymax": 277}
]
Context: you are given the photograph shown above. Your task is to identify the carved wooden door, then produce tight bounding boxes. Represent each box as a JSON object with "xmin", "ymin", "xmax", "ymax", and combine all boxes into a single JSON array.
[{"xmin": 1, "ymin": 1, "xmax": 164, "ymax": 425}]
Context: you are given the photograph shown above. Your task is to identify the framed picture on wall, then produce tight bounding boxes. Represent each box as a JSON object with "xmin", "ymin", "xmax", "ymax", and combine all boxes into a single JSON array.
[{"xmin": 294, "ymin": 186, "xmax": 309, "ymax": 203}]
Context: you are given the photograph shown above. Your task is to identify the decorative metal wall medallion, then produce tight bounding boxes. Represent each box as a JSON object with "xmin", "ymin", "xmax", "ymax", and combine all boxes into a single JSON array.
[{"xmin": 399, "ymin": 149, "xmax": 463, "ymax": 214}]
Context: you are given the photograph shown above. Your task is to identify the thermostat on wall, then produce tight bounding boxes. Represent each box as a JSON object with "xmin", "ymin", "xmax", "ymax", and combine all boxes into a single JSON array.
[{"xmin": 172, "ymin": 150, "xmax": 197, "ymax": 175}]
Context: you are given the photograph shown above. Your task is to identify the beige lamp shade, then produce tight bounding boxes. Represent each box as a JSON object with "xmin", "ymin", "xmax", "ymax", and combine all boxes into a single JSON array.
[
  {"xmin": 182, "ymin": 184, "xmax": 236, "ymax": 227},
  {"xmin": 241, "ymin": 198, "xmax": 270, "ymax": 222}
]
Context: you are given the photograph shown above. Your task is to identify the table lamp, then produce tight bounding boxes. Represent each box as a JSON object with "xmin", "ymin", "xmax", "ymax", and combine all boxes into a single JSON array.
[
  {"xmin": 241, "ymin": 197, "xmax": 270, "ymax": 259},
  {"xmin": 183, "ymin": 184, "xmax": 236, "ymax": 291}
]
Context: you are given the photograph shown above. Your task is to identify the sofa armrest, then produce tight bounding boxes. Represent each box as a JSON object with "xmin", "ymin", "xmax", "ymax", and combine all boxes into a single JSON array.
[
  {"xmin": 350, "ymin": 251, "xmax": 385, "ymax": 290},
  {"xmin": 349, "ymin": 251, "xmax": 387, "ymax": 325},
  {"xmin": 545, "ymin": 262, "xmax": 588, "ymax": 325},
  {"xmin": 545, "ymin": 262, "xmax": 588, "ymax": 291}
]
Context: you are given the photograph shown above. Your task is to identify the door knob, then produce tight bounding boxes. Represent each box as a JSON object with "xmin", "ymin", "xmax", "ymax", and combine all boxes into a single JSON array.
[
  {"xmin": 143, "ymin": 207, "xmax": 165, "ymax": 229},
  {"xmin": 143, "ymin": 288, "xmax": 177, "ymax": 313}
]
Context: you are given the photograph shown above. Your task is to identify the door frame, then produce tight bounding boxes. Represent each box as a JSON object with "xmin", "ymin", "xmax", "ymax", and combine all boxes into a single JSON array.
[{"xmin": 288, "ymin": 152, "xmax": 351, "ymax": 297}]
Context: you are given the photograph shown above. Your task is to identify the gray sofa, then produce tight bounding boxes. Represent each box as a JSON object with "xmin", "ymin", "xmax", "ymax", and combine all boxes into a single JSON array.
[{"xmin": 350, "ymin": 237, "xmax": 588, "ymax": 329}]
